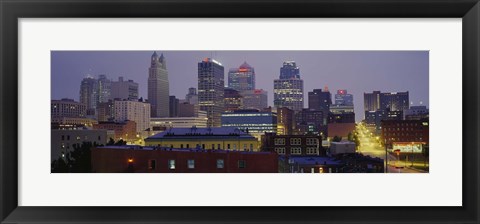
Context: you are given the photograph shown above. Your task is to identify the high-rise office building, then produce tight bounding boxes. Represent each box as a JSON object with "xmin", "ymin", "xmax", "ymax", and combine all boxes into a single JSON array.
[
  {"xmin": 364, "ymin": 91, "xmax": 381, "ymax": 112},
  {"xmin": 228, "ymin": 61, "xmax": 255, "ymax": 91},
  {"xmin": 148, "ymin": 51, "xmax": 169, "ymax": 117},
  {"xmin": 185, "ymin": 87, "xmax": 198, "ymax": 105},
  {"xmin": 51, "ymin": 98, "xmax": 87, "ymax": 118},
  {"xmin": 110, "ymin": 77, "xmax": 139, "ymax": 101},
  {"xmin": 198, "ymin": 58, "xmax": 225, "ymax": 127},
  {"xmin": 169, "ymin": 96, "xmax": 179, "ymax": 117},
  {"xmin": 97, "ymin": 100, "xmax": 115, "ymax": 122},
  {"xmin": 114, "ymin": 100, "xmax": 151, "ymax": 134},
  {"xmin": 79, "ymin": 76, "xmax": 98, "ymax": 116},
  {"xmin": 334, "ymin": 89, "xmax": 353, "ymax": 106},
  {"xmin": 294, "ymin": 109, "xmax": 324, "ymax": 135},
  {"xmin": 380, "ymin": 91, "xmax": 409, "ymax": 112},
  {"xmin": 224, "ymin": 88, "xmax": 243, "ymax": 112},
  {"xmin": 364, "ymin": 91, "xmax": 409, "ymax": 119},
  {"xmin": 240, "ymin": 89, "xmax": 268, "ymax": 111},
  {"xmin": 273, "ymin": 61, "xmax": 304, "ymax": 111},
  {"xmin": 221, "ymin": 109, "xmax": 277, "ymax": 140},
  {"xmin": 97, "ymin": 74, "xmax": 111, "ymax": 104},
  {"xmin": 308, "ymin": 88, "xmax": 332, "ymax": 125}
]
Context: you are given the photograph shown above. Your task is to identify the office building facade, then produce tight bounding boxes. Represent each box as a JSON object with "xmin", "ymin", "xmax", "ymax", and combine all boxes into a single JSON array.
[
  {"xmin": 110, "ymin": 77, "xmax": 139, "ymax": 101},
  {"xmin": 221, "ymin": 109, "xmax": 277, "ymax": 138},
  {"xmin": 240, "ymin": 89, "xmax": 268, "ymax": 111},
  {"xmin": 114, "ymin": 100, "xmax": 151, "ymax": 134},
  {"xmin": 273, "ymin": 61, "xmax": 304, "ymax": 111},
  {"xmin": 198, "ymin": 58, "xmax": 225, "ymax": 127},
  {"xmin": 228, "ymin": 61, "xmax": 255, "ymax": 91},
  {"xmin": 148, "ymin": 51, "xmax": 169, "ymax": 117}
]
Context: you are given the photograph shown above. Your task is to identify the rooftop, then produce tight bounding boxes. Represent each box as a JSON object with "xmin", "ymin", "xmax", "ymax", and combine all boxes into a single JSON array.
[{"xmin": 145, "ymin": 127, "xmax": 256, "ymax": 140}]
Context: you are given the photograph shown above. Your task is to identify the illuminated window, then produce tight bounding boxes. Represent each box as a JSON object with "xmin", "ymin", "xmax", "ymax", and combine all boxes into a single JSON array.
[
  {"xmin": 168, "ymin": 160, "xmax": 175, "ymax": 170},
  {"xmin": 217, "ymin": 159, "xmax": 224, "ymax": 168},
  {"xmin": 274, "ymin": 138, "xmax": 285, "ymax": 145},
  {"xmin": 306, "ymin": 138, "xmax": 318, "ymax": 145},
  {"xmin": 238, "ymin": 160, "xmax": 246, "ymax": 168},
  {"xmin": 187, "ymin": 160, "xmax": 195, "ymax": 169},
  {"xmin": 290, "ymin": 138, "xmax": 301, "ymax": 145},
  {"xmin": 275, "ymin": 147, "xmax": 285, "ymax": 154},
  {"xmin": 291, "ymin": 147, "xmax": 302, "ymax": 155},
  {"xmin": 306, "ymin": 147, "xmax": 318, "ymax": 155}
]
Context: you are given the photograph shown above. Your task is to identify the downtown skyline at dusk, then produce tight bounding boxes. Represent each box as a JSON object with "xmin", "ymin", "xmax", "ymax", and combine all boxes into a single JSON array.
[
  {"xmin": 51, "ymin": 50, "xmax": 429, "ymax": 174},
  {"xmin": 51, "ymin": 51, "xmax": 429, "ymax": 122}
]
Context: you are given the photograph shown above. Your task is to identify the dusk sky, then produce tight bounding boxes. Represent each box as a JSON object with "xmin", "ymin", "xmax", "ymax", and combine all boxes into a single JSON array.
[{"xmin": 51, "ymin": 51, "xmax": 429, "ymax": 122}]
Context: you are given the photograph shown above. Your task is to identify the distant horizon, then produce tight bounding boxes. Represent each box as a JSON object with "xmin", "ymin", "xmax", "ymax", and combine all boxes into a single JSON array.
[{"xmin": 51, "ymin": 51, "xmax": 429, "ymax": 122}]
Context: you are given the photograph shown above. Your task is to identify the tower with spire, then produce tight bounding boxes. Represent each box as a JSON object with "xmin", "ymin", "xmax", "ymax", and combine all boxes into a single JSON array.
[{"xmin": 148, "ymin": 51, "xmax": 169, "ymax": 117}]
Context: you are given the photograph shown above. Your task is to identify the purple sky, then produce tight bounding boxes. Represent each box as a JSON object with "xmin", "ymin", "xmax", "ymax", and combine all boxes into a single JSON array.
[{"xmin": 51, "ymin": 51, "xmax": 429, "ymax": 122}]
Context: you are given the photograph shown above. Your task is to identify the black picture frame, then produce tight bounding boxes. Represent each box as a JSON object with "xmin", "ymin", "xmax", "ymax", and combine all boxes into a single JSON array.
[{"xmin": 1, "ymin": 0, "xmax": 479, "ymax": 223}]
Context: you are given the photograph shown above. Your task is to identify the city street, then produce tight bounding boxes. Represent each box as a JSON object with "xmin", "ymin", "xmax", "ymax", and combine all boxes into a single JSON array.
[{"xmin": 355, "ymin": 123, "xmax": 425, "ymax": 173}]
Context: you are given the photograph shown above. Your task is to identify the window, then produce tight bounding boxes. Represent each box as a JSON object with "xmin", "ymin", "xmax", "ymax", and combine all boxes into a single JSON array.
[
  {"xmin": 227, "ymin": 144, "xmax": 231, "ymax": 149},
  {"xmin": 202, "ymin": 144, "xmax": 205, "ymax": 149},
  {"xmin": 243, "ymin": 144, "xmax": 247, "ymax": 150},
  {"xmin": 186, "ymin": 144, "xmax": 189, "ymax": 148},
  {"xmin": 217, "ymin": 159, "xmax": 224, "ymax": 168},
  {"xmin": 187, "ymin": 160, "xmax": 195, "ymax": 169},
  {"xmin": 238, "ymin": 160, "xmax": 246, "ymax": 168},
  {"xmin": 291, "ymin": 147, "xmax": 302, "ymax": 155},
  {"xmin": 67, "ymin": 135, "xmax": 70, "ymax": 140},
  {"xmin": 274, "ymin": 138, "xmax": 285, "ymax": 145},
  {"xmin": 148, "ymin": 160, "xmax": 156, "ymax": 170},
  {"xmin": 233, "ymin": 144, "xmax": 237, "ymax": 150},
  {"xmin": 275, "ymin": 147, "xmax": 285, "ymax": 155},
  {"xmin": 180, "ymin": 144, "xmax": 183, "ymax": 148},
  {"xmin": 306, "ymin": 147, "xmax": 318, "ymax": 155},
  {"xmin": 212, "ymin": 144, "xmax": 215, "ymax": 149},
  {"xmin": 250, "ymin": 144, "xmax": 253, "ymax": 151},
  {"xmin": 61, "ymin": 135, "xmax": 64, "ymax": 141},
  {"xmin": 290, "ymin": 138, "xmax": 301, "ymax": 145},
  {"xmin": 306, "ymin": 138, "xmax": 318, "ymax": 145},
  {"xmin": 168, "ymin": 160, "xmax": 175, "ymax": 170},
  {"xmin": 218, "ymin": 144, "xmax": 221, "ymax": 149}
]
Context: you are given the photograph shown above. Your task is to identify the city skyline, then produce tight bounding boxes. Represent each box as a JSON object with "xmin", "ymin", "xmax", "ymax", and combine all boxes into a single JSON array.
[{"xmin": 51, "ymin": 51, "xmax": 429, "ymax": 122}]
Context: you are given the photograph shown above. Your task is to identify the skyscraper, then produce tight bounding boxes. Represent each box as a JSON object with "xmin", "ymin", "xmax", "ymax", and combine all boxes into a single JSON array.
[
  {"xmin": 185, "ymin": 87, "xmax": 198, "ymax": 105},
  {"xmin": 380, "ymin": 91, "xmax": 409, "ymax": 112},
  {"xmin": 364, "ymin": 91, "xmax": 381, "ymax": 112},
  {"xmin": 148, "ymin": 51, "xmax": 169, "ymax": 117},
  {"xmin": 308, "ymin": 88, "xmax": 332, "ymax": 125},
  {"xmin": 273, "ymin": 61, "xmax": 304, "ymax": 111},
  {"xmin": 169, "ymin": 95, "xmax": 179, "ymax": 117},
  {"xmin": 198, "ymin": 58, "xmax": 225, "ymax": 127},
  {"xmin": 334, "ymin": 89, "xmax": 353, "ymax": 106},
  {"xmin": 240, "ymin": 89, "xmax": 268, "ymax": 111},
  {"xmin": 110, "ymin": 77, "xmax": 139, "ymax": 101},
  {"xmin": 97, "ymin": 74, "xmax": 111, "ymax": 104},
  {"xmin": 224, "ymin": 88, "xmax": 243, "ymax": 112},
  {"xmin": 114, "ymin": 100, "xmax": 151, "ymax": 134},
  {"xmin": 79, "ymin": 76, "xmax": 98, "ymax": 116},
  {"xmin": 228, "ymin": 61, "xmax": 255, "ymax": 91}
]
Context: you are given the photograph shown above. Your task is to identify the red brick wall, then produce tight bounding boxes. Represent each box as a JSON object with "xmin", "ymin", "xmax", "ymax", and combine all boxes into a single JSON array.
[{"xmin": 91, "ymin": 147, "xmax": 278, "ymax": 173}]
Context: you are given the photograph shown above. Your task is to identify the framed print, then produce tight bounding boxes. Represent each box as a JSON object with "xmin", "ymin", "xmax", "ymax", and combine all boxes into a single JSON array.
[{"xmin": 1, "ymin": 0, "xmax": 479, "ymax": 223}]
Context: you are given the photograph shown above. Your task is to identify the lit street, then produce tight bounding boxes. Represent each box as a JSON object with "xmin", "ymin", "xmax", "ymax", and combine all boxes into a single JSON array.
[{"xmin": 355, "ymin": 123, "xmax": 426, "ymax": 173}]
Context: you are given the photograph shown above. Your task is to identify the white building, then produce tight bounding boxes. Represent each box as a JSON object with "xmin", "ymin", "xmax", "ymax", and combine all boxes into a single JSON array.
[
  {"xmin": 330, "ymin": 141, "xmax": 356, "ymax": 155},
  {"xmin": 151, "ymin": 111, "xmax": 208, "ymax": 129},
  {"xmin": 114, "ymin": 100, "xmax": 151, "ymax": 134}
]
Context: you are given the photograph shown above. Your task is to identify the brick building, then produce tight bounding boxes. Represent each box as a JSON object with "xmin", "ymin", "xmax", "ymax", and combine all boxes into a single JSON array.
[
  {"xmin": 93, "ymin": 120, "xmax": 137, "ymax": 141},
  {"xmin": 91, "ymin": 146, "xmax": 278, "ymax": 173},
  {"xmin": 381, "ymin": 119, "xmax": 429, "ymax": 149},
  {"xmin": 262, "ymin": 133, "xmax": 325, "ymax": 156}
]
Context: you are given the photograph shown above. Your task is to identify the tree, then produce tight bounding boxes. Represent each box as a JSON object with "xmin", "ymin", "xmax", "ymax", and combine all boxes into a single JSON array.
[
  {"xmin": 332, "ymin": 136, "xmax": 342, "ymax": 142},
  {"xmin": 107, "ymin": 137, "xmax": 115, "ymax": 146},
  {"xmin": 51, "ymin": 156, "xmax": 68, "ymax": 173}
]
